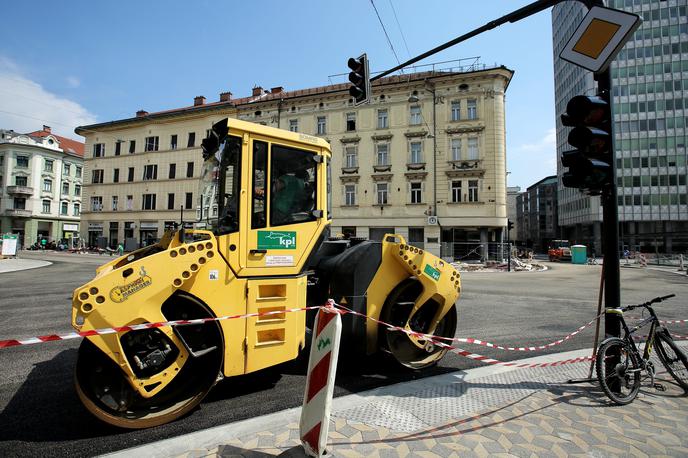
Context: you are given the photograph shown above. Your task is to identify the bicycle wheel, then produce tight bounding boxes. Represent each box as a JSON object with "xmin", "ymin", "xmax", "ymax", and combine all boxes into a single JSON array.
[
  {"xmin": 596, "ymin": 337, "xmax": 641, "ymax": 405},
  {"xmin": 654, "ymin": 329, "xmax": 688, "ymax": 391}
]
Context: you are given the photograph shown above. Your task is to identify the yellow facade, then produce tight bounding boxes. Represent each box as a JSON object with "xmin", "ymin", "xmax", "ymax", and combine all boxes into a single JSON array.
[{"xmin": 77, "ymin": 66, "xmax": 513, "ymax": 256}]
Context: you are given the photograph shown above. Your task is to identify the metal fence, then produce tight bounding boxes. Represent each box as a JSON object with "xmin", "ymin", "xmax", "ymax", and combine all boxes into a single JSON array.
[
  {"xmin": 623, "ymin": 252, "xmax": 687, "ymax": 268},
  {"xmin": 440, "ymin": 242, "xmax": 512, "ymax": 263}
]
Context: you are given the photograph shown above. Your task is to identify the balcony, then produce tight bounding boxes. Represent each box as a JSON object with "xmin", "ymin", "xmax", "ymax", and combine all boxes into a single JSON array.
[
  {"xmin": 6, "ymin": 185, "xmax": 33, "ymax": 196},
  {"xmin": 446, "ymin": 159, "xmax": 485, "ymax": 178},
  {"xmin": 5, "ymin": 208, "xmax": 32, "ymax": 218}
]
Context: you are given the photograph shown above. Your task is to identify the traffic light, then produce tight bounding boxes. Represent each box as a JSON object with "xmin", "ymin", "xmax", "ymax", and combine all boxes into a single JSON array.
[
  {"xmin": 347, "ymin": 54, "xmax": 371, "ymax": 106},
  {"xmin": 507, "ymin": 220, "xmax": 514, "ymax": 232},
  {"xmin": 560, "ymin": 94, "xmax": 612, "ymax": 195}
]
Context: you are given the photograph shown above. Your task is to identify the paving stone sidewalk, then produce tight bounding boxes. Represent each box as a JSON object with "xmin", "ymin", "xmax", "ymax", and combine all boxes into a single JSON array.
[{"xmin": 173, "ymin": 357, "xmax": 688, "ymax": 458}]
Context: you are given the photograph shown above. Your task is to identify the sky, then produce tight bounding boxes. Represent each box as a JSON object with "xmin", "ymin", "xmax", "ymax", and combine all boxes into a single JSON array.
[{"xmin": 0, "ymin": 0, "xmax": 559, "ymax": 190}]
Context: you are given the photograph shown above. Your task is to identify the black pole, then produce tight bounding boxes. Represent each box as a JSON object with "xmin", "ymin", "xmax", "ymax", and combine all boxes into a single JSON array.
[{"xmin": 597, "ymin": 68, "xmax": 621, "ymax": 339}]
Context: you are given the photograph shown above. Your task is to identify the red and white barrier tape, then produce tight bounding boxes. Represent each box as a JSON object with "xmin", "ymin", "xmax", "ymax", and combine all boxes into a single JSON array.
[
  {"xmin": 334, "ymin": 303, "xmax": 604, "ymax": 353},
  {"xmin": 0, "ymin": 305, "xmax": 322, "ymax": 349}
]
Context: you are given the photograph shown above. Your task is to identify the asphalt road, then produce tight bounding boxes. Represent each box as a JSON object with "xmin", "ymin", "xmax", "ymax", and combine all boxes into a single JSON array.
[{"xmin": 1, "ymin": 252, "xmax": 687, "ymax": 457}]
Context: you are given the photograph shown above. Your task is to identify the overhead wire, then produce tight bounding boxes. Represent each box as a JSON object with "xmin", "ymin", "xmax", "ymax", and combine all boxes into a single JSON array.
[
  {"xmin": 369, "ymin": 0, "xmax": 403, "ymax": 72},
  {"xmin": 387, "ymin": 0, "xmax": 412, "ymax": 59}
]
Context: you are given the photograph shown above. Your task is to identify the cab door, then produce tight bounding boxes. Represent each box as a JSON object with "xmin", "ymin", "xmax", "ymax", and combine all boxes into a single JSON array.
[{"xmin": 239, "ymin": 137, "xmax": 327, "ymax": 276}]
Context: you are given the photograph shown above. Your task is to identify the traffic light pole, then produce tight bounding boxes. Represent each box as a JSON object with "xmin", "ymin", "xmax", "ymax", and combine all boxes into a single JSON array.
[{"xmin": 596, "ymin": 69, "xmax": 622, "ymax": 339}]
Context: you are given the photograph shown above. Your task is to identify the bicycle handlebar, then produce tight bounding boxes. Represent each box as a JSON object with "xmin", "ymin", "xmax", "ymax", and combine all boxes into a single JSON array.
[{"xmin": 623, "ymin": 293, "xmax": 676, "ymax": 311}]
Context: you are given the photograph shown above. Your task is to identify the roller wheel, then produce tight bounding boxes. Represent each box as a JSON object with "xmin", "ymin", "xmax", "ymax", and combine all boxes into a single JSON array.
[
  {"xmin": 380, "ymin": 280, "xmax": 457, "ymax": 370},
  {"xmin": 75, "ymin": 297, "xmax": 223, "ymax": 429}
]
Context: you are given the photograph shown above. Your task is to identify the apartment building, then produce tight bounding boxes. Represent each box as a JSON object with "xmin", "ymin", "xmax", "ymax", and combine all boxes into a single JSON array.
[
  {"xmin": 77, "ymin": 64, "xmax": 513, "ymax": 256},
  {"xmin": 552, "ymin": 0, "xmax": 688, "ymax": 253},
  {"xmin": 0, "ymin": 126, "xmax": 84, "ymax": 247}
]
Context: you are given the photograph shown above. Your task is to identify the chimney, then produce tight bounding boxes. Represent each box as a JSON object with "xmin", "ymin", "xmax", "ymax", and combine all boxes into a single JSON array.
[
  {"xmin": 194, "ymin": 96, "xmax": 206, "ymax": 106},
  {"xmin": 136, "ymin": 110, "xmax": 149, "ymax": 118},
  {"xmin": 42, "ymin": 125, "xmax": 51, "ymax": 133},
  {"xmin": 219, "ymin": 91, "xmax": 232, "ymax": 102},
  {"xmin": 252, "ymin": 86, "xmax": 263, "ymax": 97},
  {"xmin": 270, "ymin": 86, "xmax": 284, "ymax": 94}
]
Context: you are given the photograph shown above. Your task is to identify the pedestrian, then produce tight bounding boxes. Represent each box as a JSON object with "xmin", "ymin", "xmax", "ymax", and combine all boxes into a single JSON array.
[{"xmin": 117, "ymin": 242, "xmax": 124, "ymax": 256}]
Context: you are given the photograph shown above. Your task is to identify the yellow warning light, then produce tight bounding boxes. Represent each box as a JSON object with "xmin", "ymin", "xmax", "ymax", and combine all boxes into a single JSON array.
[{"xmin": 572, "ymin": 19, "xmax": 621, "ymax": 59}]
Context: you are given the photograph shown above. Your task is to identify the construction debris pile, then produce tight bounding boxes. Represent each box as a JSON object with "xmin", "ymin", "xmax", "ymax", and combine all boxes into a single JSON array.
[{"xmin": 450, "ymin": 257, "xmax": 546, "ymax": 272}]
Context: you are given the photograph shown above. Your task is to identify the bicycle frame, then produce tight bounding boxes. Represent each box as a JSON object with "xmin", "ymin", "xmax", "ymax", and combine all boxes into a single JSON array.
[{"xmin": 610, "ymin": 306, "xmax": 661, "ymax": 369}]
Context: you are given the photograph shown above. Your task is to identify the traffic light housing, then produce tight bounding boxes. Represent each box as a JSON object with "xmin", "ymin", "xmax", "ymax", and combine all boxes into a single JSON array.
[
  {"xmin": 560, "ymin": 94, "xmax": 612, "ymax": 194},
  {"xmin": 507, "ymin": 220, "xmax": 514, "ymax": 232},
  {"xmin": 347, "ymin": 54, "xmax": 371, "ymax": 106}
]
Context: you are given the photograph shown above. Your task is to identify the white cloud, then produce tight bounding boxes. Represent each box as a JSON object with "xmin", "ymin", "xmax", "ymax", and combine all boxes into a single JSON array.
[
  {"xmin": 0, "ymin": 57, "xmax": 96, "ymax": 139},
  {"xmin": 66, "ymin": 76, "xmax": 81, "ymax": 88},
  {"xmin": 513, "ymin": 127, "xmax": 557, "ymax": 153}
]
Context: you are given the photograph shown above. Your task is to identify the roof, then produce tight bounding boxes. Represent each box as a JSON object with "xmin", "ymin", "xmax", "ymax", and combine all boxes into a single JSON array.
[
  {"xmin": 526, "ymin": 175, "xmax": 558, "ymax": 190},
  {"xmin": 27, "ymin": 128, "xmax": 85, "ymax": 157},
  {"xmin": 75, "ymin": 65, "xmax": 514, "ymax": 135}
]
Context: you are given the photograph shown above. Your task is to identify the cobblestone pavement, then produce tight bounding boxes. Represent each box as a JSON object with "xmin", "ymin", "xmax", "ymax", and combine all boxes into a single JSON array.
[{"xmin": 172, "ymin": 356, "xmax": 688, "ymax": 458}]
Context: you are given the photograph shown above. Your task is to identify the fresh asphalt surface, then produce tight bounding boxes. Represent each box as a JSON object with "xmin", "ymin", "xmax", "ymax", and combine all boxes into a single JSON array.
[{"xmin": 1, "ymin": 252, "xmax": 687, "ymax": 457}]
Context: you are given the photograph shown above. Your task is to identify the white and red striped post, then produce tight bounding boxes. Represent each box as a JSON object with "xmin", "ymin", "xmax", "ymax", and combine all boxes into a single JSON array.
[{"xmin": 300, "ymin": 300, "xmax": 343, "ymax": 457}]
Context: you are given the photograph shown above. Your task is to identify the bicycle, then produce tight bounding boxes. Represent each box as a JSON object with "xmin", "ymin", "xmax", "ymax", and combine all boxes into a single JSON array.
[{"xmin": 596, "ymin": 294, "xmax": 688, "ymax": 405}]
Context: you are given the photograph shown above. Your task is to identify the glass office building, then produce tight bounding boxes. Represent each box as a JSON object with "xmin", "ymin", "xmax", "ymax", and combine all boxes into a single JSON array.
[{"xmin": 552, "ymin": 0, "xmax": 688, "ymax": 254}]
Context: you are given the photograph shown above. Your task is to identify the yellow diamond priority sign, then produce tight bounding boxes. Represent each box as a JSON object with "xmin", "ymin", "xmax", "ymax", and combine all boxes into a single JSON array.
[{"xmin": 560, "ymin": 6, "xmax": 641, "ymax": 73}]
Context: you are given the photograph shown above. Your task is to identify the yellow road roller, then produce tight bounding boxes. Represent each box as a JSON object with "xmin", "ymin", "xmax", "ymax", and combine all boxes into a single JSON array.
[{"xmin": 71, "ymin": 118, "xmax": 461, "ymax": 428}]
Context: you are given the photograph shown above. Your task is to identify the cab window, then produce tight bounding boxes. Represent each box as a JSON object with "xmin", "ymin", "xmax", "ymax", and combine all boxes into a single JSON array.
[{"xmin": 269, "ymin": 144, "xmax": 317, "ymax": 226}]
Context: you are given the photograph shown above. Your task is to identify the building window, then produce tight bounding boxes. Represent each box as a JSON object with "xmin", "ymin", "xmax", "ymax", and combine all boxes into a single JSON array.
[
  {"xmin": 112, "ymin": 195, "xmax": 118, "ymax": 211},
  {"xmin": 170, "ymin": 134, "xmax": 178, "ymax": 150},
  {"xmin": 61, "ymin": 202, "xmax": 68, "ymax": 215},
  {"xmin": 467, "ymin": 137, "xmax": 479, "ymax": 159},
  {"xmin": 409, "ymin": 105, "xmax": 422, "ymax": 125},
  {"xmin": 451, "ymin": 101, "xmax": 461, "ymax": 121},
  {"xmin": 62, "ymin": 181, "xmax": 69, "ymax": 195},
  {"xmin": 451, "ymin": 180, "xmax": 462, "ymax": 203},
  {"xmin": 73, "ymin": 203, "xmax": 80, "ymax": 216},
  {"xmin": 186, "ymin": 162, "xmax": 194, "ymax": 178},
  {"xmin": 16, "ymin": 155, "xmax": 29, "ymax": 168},
  {"xmin": 410, "ymin": 182, "xmax": 423, "ymax": 203},
  {"xmin": 376, "ymin": 143, "xmax": 389, "ymax": 166},
  {"xmin": 43, "ymin": 179, "xmax": 53, "ymax": 192},
  {"xmin": 316, "ymin": 116, "xmax": 326, "ymax": 135},
  {"xmin": 185, "ymin": 192, "xmax": 193, "ymax": 209},
  {"xmin": 468, "ymin": 180, "xmax": 479, "ymax": 202},
  {"xmin": 376, "ymin": 182, "xmax": 388, "ymax": 205},
  {"xmin": 115, "ymin": 141, "xmax": 121, "ymax": 156},
  {"xmin": 91, "ymin": 196, "xmax": 103, "ymax": 212},
  {"xmin": 187, "ymin": 132, "xmax": 196, "ymax": 148},
  {"xmin": 289, "ymin": 119, "xmax": 298, "ymax": 132},
  {"xmin": 13, "ymin": 197, "xmax": 26, "ymax": 210},
  {"xmin": 377, "ymin": 109, "xmax": 388, "ymax": 129},
  {"xmin": 75, "ymin": 166, "xmax": 82, "ymax": 178},
  {"xmin": 346, "ymin": 112, "xmax": 356, "ymax": 131},
  {"xmin": 113, "ymin": 168, "xmax": 119, "ymax": 183},
  {"xmin": 42, "ymin": 200, "xmax": 51, "ymax": 214},
  {"xmin": 91, "ymin": 169, "xmax": 103, "ymax": 184},
  {"xmin": 44, "ymin": 159, "xmax": 54, "ymax": 172},
  {"xmin": 451, "ymin": 138, "xmax": 462, "ymax": 160},
  {"xmin": 344, "ymin": 184, "xmax": 356, "ymax": 206},
  {"xmin": 15, "ymin": 176, "xmax": 27, "ymax": 186},
  {"xmin": 128, "ymin": 167, "xmax": 134, "ymax": 182},
  {"xmin": 143, "ymin": 164, "xmax": 158, "ymax": 180},
  {"xmin": 169, "ymin": 163, "xmax": 176, "ymax": 179},
  {"xmin": 167, "ymin": 193, "xmax": 175, "ymax": 210},
  {"xmin": 129, "ymin": 140, "xmax": 136, "ymax": 154},
  {"xmin": 74, "ymin": 185, "xmax": 81, "ymax": 196},
  {"xmin": 467, "ymin": 99, "xmax": 477, "ymax": 119},
  {"xmin": 126, "ymin": 195, "xmax": 133, "ymax": 211},
  {"xmin": 63, "ymin": 163, "xmax": 71, "ymax": 175},
  {"xmin": 408, "ymin": 227, "xmax": 424, "ymax": 246},
  {"xmin": 410, "ymin": 142, "xmax": 422, "ymax": 164},
  {"xmin": 142, "ymin": 193, "xmax": 156, "ymax": 210},
  {"xmin": 345, "ymin": 146, "xmax": 358, "ymax": 168},
  {"xmin": 144, "ymin": 136, "xmax": 159, "ymax": 152},
  {"xmin": 93, "ymin": 143, "xmax": 105, "ymax": 158}
]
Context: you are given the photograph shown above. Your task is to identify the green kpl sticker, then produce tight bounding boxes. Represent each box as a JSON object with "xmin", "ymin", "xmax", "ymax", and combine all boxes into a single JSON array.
[
  {"xmin": 257, "ymin": 231, "xmax": 297, "ymax": 250},
  {"xmin": 423, "ymin": 264, "xmax": 441, "ymax": 281}
]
